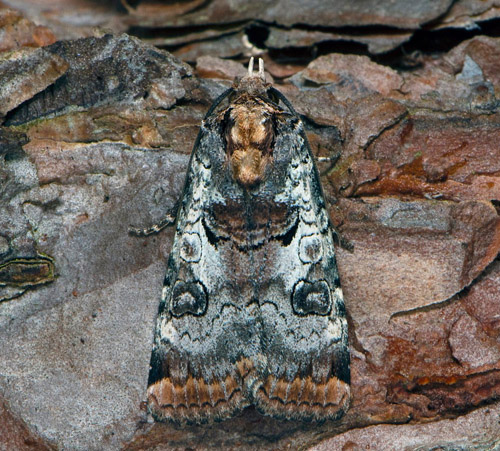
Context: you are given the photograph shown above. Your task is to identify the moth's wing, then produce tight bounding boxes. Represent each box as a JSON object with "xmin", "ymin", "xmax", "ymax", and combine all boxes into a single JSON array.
[
  {"xmin": 251, "ymin": 117, "xmax": 350, "ymax": 421},
  {"xmin": 147, "ymin": 119, "xmax": 255, "ymax": 424}
]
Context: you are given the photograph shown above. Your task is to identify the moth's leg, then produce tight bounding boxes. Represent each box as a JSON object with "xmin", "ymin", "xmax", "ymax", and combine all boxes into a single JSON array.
[
  {"xmin": 317, "ymin": 151, "xmax": 342, "ymax": 177},
  {"xmin": 329, "ymin": 222, "xmax": 354, "ymax": 252},
  {"xmin": 128, "ymin": 205, "xmax": 178, "ymax": 236},
  {"xmin": 337, "ymin": 233, "xmax": 354, "ymax": 252}
]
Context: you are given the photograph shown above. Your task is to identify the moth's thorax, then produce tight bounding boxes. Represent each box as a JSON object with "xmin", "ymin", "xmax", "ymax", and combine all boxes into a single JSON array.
[{"xmin": 226, "ymin": 96, "xmax": 278, "ymax": 187}]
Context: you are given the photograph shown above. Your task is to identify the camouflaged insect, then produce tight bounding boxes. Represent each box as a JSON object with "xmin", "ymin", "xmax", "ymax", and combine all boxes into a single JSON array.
[{"xmin": 147, "ymin": 58, "xmax": 350, "ymax": 424}]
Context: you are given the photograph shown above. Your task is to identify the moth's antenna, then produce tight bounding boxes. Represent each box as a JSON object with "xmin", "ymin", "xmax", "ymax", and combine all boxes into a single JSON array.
[
  {"xmin": 248, "ymin": 57, "xmax": 254, "ymax": 77},
  {"xmin": 258, "ymin": 58, "xmax": 265, "ymax": 80}
]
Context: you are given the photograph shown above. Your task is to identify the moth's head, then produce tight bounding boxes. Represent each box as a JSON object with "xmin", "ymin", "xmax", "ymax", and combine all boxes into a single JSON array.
[{"xmin": 232, "ymin": 57, "xmax": 271, "ymax": 98}]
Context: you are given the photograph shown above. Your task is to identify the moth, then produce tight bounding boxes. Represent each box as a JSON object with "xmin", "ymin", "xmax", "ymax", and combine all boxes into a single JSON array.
[{"xmin": 146, "ymin": 58, "xmax": 350, "ymax": 424}]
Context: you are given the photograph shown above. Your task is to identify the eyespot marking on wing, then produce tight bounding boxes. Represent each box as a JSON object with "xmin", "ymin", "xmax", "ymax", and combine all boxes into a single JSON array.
[
  {"xmin": 291, "ymin": 280, "xmax": 331, "ymax": 316},
  {"xmin": 170, "ymin": 280, "xmax": 208, "ymax": 317}
]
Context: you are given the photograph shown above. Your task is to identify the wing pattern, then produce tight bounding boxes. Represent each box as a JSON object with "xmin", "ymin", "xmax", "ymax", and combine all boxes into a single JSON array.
[{"xmin": 147, "ymin": 60, "xmax": 350, "ymax": 424}]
